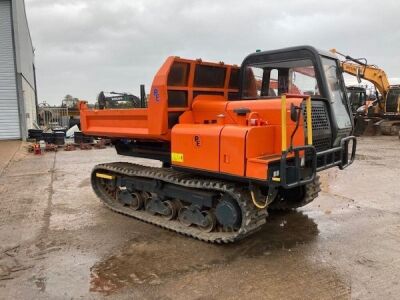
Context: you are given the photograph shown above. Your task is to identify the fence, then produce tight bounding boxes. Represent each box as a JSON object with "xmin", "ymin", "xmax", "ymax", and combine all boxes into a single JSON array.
[{"xmin": 38, "ymin": 106, "xmax": 69, "ymax": 129}]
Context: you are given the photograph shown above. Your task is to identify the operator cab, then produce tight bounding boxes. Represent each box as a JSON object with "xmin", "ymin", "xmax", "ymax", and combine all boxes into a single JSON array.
[
  {"xmin": 238, "ymin": 46, "xmax": 353, "ymax": 146},
  {"xmin": 347, "ymin": 86, "xmax": 367, "ymax": 114},
  {"xmin": 385, "ymin": 86, "xmax": 400, "ymax": 116}
]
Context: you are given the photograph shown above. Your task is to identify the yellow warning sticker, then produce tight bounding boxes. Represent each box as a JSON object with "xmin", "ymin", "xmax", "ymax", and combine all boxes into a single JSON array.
[
  {"xmin": 171, "ymin": 152, "xmax": 184, "ymax": 163},
  {"xmin": 96, "ymin": 173, "xmax": 114, "ymax": 180}
]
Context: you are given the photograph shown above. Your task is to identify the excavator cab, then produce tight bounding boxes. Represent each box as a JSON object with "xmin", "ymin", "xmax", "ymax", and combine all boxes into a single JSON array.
[
  {"xmin": 385, "ymin": 86, "xmax": 400, "ymax": 117},
  {"xmin": 347, "ymin": 86, "xmax": 367, "ymax": 115}
]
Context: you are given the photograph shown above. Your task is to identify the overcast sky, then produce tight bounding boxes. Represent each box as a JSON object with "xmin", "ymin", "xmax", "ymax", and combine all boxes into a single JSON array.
[{"xmin": 25, "ymin": 0, "xmax": 400, "ymax": 105}]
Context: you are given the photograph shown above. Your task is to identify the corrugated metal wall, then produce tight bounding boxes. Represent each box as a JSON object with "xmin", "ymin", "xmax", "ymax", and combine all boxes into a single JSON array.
[
  {"xmin": 22, "ymin": 78, "xmax": 36, "ymax": 129},
  {"xmin": 0, "ymin": 0, "xmax": 20, "ymax": 139}
]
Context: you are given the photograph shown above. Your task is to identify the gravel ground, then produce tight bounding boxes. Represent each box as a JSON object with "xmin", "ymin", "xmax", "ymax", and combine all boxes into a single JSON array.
[{"xmin": 0, "ymin": 136, "xmax": 399, "ymax": 299}]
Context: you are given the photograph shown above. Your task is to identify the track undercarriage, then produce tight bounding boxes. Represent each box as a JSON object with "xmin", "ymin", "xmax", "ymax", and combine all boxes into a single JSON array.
[{"xmin": 91, "ymin": 162, "xmax": 321, "ymax": 243}]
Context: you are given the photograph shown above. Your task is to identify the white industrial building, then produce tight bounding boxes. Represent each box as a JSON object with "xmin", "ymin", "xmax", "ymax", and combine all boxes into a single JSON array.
[{"xmin": 0, "ymin": 0, "xmax": 37, "ymax": 140}]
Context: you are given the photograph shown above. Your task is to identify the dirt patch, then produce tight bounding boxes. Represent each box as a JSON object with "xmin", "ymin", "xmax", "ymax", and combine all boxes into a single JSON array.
[
  {"xmin": 90, "ymin": 211, "xmax": 318, "ymax": 294},
  {"xmin": 0, "ymin": 141, "xmax": 21, "ymax": 176}
]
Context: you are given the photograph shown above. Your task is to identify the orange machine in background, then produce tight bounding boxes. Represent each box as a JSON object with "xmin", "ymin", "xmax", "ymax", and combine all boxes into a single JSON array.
[{"xmin": 81, "ymin": 46, "xmax": 356, "ymax": 243}]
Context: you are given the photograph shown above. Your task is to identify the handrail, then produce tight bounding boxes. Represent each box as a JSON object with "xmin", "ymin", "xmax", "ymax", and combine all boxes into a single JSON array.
[
  {"xmin": 281, "ymin": 94, "xmax": 287, "ymax": 152},
  {"xmin": 306, "ymin": 96, "xmax": 313, "ymax": 145}
]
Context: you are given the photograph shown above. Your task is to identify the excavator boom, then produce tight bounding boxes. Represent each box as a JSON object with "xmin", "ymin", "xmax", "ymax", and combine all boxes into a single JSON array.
[
  {"xmin": 331, "ymin": 49, "xmax": 400, "ymax": 136},
  {"xmin": 330, "ymin": 49, "xmax": 391, "ymax": 99}
]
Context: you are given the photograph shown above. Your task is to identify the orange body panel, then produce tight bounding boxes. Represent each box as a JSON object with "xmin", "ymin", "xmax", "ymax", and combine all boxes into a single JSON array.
[
  {"xmin": 246, "ymin": 126, "xmax": 275, "ymax": 159},
  {"xmin": 245, "ymin": 127, "xmax": 277, "ymax": 179},
  {"xmin": 246, "ymin": 155, "xmax": 280, "ymax": 180},
  {"xmin": 246, "ymin": 160, "xmax": 268, "ymax": 180},
  {"xmin": 79, "ymin": 107, "xmax": 159, "ymax": 139},
  {"xmin": 220, "ymin": 126, "xmax": 247, "ymax": 176},
  {"xmin": 189, "ymin": 95, "xmax": 233, "ymax": 124},
  {"xmin": 226, "ymin": 99, "xmax": 305, "ymax": 154},
  {"xmin": 147, "ymin": 57, "xmax": 172, "ymax": 136},
  {"xmin": 171, "ymin": 124, "xmax": 223, "ymax": 172}
]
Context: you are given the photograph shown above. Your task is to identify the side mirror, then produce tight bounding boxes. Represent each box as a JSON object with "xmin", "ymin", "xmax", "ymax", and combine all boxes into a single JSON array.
[{"xmin": 290, "ymin": 103, "xmax": 298, "ymax": 122}]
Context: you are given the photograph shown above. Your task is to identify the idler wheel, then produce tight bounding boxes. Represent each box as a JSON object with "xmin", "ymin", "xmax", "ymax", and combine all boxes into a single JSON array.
[{"xmin": 215, "ymin": 195, "xmax": 242, "ymax": 229}]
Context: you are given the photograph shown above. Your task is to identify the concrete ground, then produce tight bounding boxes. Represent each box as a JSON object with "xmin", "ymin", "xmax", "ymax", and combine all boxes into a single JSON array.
[
  {"xmin": 0, "ymin": 136, "xmax": 399, "ymax": 299},
  {"xmin": 0, "ymin": 140, "xmax": 21, "ymax": 175}
]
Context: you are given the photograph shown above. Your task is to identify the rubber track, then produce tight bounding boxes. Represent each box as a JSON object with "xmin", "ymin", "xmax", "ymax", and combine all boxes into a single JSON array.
[
  {"xmin": 91, "ymin": 162, "xmax": 267, "ymax": 244},
  {"xmin": 268, "ymin": 175, "xmax": 321, "ymax": 210}
]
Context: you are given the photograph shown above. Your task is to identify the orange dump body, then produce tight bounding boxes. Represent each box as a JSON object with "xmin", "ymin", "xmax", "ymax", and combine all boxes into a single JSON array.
[
  {"xmin": 80, "ymin": 57, "xmax": 307, "ymax": 181},
  {"xmin": 80, "ymin": 57, "xmax": 240, "ymax": 141}
]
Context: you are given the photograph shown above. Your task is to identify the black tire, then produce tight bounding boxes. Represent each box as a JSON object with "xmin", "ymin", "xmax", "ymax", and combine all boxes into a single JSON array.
[{"xmin": 268, "ymin": 175, "xmax": 321, "ymax": 211}]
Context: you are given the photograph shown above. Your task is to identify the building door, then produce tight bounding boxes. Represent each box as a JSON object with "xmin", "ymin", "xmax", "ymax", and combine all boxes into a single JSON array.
[{"xmin": 0, "ymin": 0, "xmax": 21, "ymax": 140}]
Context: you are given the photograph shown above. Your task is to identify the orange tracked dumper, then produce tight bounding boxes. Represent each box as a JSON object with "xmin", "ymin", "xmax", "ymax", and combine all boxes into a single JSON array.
[{"xmin": 80, "ymin": 46, "xmax": 356, "ymax": 243}]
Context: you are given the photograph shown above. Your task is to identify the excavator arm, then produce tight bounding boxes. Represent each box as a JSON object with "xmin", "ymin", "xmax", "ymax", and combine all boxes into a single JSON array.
[{"xmin": 330, "ymin": 49, "xmax": 391, "ymax": 99}]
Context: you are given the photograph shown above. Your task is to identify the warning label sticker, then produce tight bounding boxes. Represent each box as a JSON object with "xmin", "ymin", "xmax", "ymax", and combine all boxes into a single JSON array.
[{"xmin": 171, "ymin": 152, "xmax": 184, "ymax": 163}]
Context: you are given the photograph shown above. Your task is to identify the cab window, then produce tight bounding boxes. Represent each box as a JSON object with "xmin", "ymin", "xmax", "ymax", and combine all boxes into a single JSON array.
[{"xmin": 243, "ymin": 59, "xmax": 320, "ymax": 98}]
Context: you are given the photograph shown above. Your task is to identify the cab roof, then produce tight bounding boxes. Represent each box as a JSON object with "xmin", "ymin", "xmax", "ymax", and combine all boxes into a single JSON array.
[
  {"xmin": 247, "ymin": 45, "xmax": 337, "ymax": 60},
  {"xmin": 242, "ymin": 45, "xmax": 337, "ymax": 68}
]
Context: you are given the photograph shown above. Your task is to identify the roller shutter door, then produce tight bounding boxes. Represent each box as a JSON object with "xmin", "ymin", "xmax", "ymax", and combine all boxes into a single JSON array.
[{"xmin": 0, "ymin": 0, "xmax": 20, "ymax": 139}]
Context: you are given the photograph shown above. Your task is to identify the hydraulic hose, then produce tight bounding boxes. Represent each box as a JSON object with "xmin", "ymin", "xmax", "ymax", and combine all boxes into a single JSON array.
[{"xmin": 250, "ymin": 190, "xmax": 269, "ymax": 209}]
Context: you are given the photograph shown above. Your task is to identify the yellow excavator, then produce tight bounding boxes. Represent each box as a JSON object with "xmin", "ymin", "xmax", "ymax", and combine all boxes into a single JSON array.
[{"xmin": 330, "ymin": 49, "xmax": 400, "ymax": 135}]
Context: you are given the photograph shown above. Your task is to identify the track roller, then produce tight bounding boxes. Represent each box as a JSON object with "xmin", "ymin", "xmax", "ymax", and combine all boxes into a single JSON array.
[
  {"xmin": 199, "ymin": 211, "xmax": 216, "ymax": 232},
  {"xmin": 117, "ymin": 188, "xmax": 144, "ymax": 211},
  {"xmin": 145, "ymin": 195, "xmax": 175, "ymax": 218},
  {"xmin": 178, "ymin": 204, "xmax": 216, "ymax": 232},
  {"xmin": 163, "ymin": 200, "xmax": 179, "ymax": 220}
]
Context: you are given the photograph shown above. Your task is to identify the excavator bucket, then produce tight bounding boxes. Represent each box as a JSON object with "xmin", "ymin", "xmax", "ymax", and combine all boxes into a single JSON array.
[
  {"xmin": 379, "ymin": 120, "xmax": 400, "ymax": 136},
  {"xmin": 354, "ymin": 116, "xmax": 400, "ymax": 136},
  {"xmin": 353, "ymin": 116, "xmax": 379, "ymax": 136}
]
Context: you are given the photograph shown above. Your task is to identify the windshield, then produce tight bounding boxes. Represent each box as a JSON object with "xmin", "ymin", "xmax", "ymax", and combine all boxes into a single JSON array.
[
  {"xmin": 242, "ymin": 59, "xmax": 320, "ymax": 98},
  {"xmin": 321, "ymin": 57, "xmax": 352, "ymax": 129}
]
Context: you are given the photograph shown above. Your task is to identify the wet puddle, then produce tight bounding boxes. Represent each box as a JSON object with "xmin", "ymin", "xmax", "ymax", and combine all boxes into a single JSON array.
[{"xmin": 90, "ymin": 211, "xmax": 319, "ymax": 294}]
